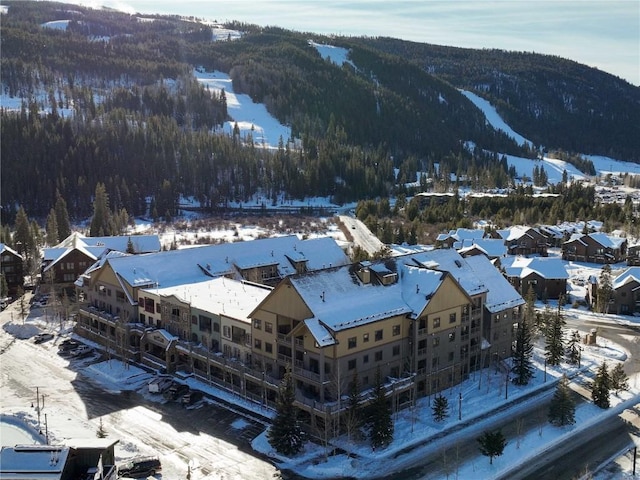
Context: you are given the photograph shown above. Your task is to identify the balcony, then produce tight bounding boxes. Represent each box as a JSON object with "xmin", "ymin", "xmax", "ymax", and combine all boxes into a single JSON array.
[
  {"xmin": 277, "ymin": 332, "xmax": 291, "ymax": 345},
  {"xmin": 81, "ymin": 305, "xmax": 121, "ymax": 324}
]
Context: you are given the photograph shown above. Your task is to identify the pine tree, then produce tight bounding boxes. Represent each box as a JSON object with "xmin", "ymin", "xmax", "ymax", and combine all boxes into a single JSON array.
[
  {"xmin": 45, "ymin": 208, "xmax": 59, "ymax": 246},
  {"xmin": 267, "ymin": 366, "xmax": 305, "ymax": 456},
  {"xmin": 591, "ymin": 361, "xmax": 611, "ymax": 409},
  {"xmin": 565, "ymin": 330, "xmax": 582, "ymax": 365},
  {"xmin": 13, "ymin": 206, "xmax": 33, "ymax": 258},
  {"xmin": 432, "ymin": 394, "xmax": 449, "ymax": 422},
  {"xmin": 610, "ymin": 363, "xmax": 629, "ymax": 394},
  {"xmin": 545, "ymin": 298, "xmax": 566, "ymax": 367},
  {"xmin": 54, "ymin": 192, "xmax": 71, "ymax": 241},
  {"xmin": 96, "ymin": 418, "xmax": 107, "ymax": 438},
  {"xmin": 368, "ymin": 366, "xmax": 393, "ymax": 449},
  {"xmin": 548, "ymin": 375, "xmax": 575, "ymax": 426},
  {"xmin": 511, "ymin": 317, "xmax": 535, "ymax": 385},
  {"xmin": 90, "ymin": 183, "xmax": 110, "ymax": 237},
  {"xmin": 477, "ymin": 429, "xmax": 507, "ymax": 464},
  {"xmin": 596, "ymin": 264, "xmax": 613, "ymax": 314}
]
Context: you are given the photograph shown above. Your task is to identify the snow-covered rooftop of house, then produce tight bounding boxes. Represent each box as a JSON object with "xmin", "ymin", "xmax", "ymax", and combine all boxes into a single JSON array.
[
  {"xmin": 501, "ymin": 256, "xmax": 569, "ymax": 280},
  {"xmin": 458, "ymin": 238, "xmax": 507, "ymax": 258},
  {"xmin": 496, "ymin": 225, "xmax": 536, "ymax": 241},
  {"xmin": 464, "ymin": 255, "xmax": 525, "ymax": 313},
  {"xmin": 145, "ymin": 277, "xmax": 271, "ymax": 322},
  {"xmin": 42, "ymin": 244, "xmax": 98, "ymax": 273},
  {"xmin": 612, "ymin": 267, "xmax": 640, "ymax": 290},
  {"xmin": 0, "ymin": 243, "xmax": 22, "ymax": 259},
  {"xmin": 588, "ymin": 232, "xmax": 627, "ymax": 249},
  {"xmin": 0, "ymin": 444, "xmax": 71, "ymax": 478}
]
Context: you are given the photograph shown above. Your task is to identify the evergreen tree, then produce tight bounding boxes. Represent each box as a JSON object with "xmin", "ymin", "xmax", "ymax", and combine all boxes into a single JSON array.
[
  {"xmin": 477, "ymin": 429, "xmax": 507, "ymax": 465},
  {"xmin": 45, "ymin": 209, "xmax": 59, "ymax": 246},
  {"xmin": 548, "ymin": 375, "xmax": 575, "ymax": 426},
  {"xmin": 545, "ymin": 299, "xmax": 566, "ymax": 367},
  {"xmin": 565, "ymin": 330, "xmax": 582, "ymax": 365},
  {"xmin": 126, "ymin": 237, "xmax": 135, "ymax": 254},
  {"xmin": 54, "ymin": 193, "xmax": 71, "ymax": 241},
  {"xmin": 90, "ymin": 183, "xmax": 110, "ymax": 237},
  {"xmin": 96, "ymin": 418, "xmax": 107, "ymax": 438},
  {"xmin": 591, "ymin": 361, "xmax": 611, "ymax": 409},
  {"xmin": 596, "ymin": 264, "xmax": 613, "ymax": 314},
  {"xmin": 13, "ymin": 206, "xmax": 33, "ymax": 259},
  {"xmin": 511, "ymin": 317, "xmax": 535, "ymax": 386},
  {"xmin": 610, "ymin": 363, "xmax": 629, "ymax": 394},
  {"xmin": 368, "ymin": 366, "xmax": 393, "ymax": 449},
  {"xmin": 432, "ymin": 394, "xmax": 449, "ymax": 422},
  {"xmin": 267, "ymin": 366, "xmax": 305, "ymax": 456}
]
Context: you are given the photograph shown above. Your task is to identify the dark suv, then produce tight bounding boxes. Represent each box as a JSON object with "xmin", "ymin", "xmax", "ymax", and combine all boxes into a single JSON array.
[{"xmin": 117, "ymin": 456, "xmax": 161, "ymax": 478}]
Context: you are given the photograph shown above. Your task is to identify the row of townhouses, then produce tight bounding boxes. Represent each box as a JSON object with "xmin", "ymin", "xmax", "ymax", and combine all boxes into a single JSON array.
[{"xmin": 68, "ymin": 234, "xmax": 523, "ymax": 432}]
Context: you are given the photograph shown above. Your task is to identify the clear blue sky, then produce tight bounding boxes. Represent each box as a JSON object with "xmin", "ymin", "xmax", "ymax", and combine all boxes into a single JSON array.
[{"xmin": 72, "ymin": 1, "xmax": 640, "ymax": 85}]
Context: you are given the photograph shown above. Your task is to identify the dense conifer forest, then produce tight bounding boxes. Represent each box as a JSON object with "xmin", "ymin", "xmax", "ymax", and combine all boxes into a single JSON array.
[{"xmin": 1, "ymin": 1, "xmax": 639, "ymax": 227}]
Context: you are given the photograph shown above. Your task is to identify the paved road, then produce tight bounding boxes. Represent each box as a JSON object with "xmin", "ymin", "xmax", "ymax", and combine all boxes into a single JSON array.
[{"xmin": 339, "ymin": 214, "xmax": 385, "ymax": 255}]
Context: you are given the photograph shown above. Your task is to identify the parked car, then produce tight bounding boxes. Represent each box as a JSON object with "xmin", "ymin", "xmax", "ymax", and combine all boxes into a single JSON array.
[
  {"xmin": 182, "ymin": 389, "xmax": 203, "ymax": 406},
  {"xmin": 70, "ymin": 345, "xmax": 94, "ymax": 358},
  {"xmin": 163, "ymin": 382, "xmax": 189, "ymax": 401},
  {"xmin": 116, "ymin": 456, "xmax": 161, "ymax": 478},
  {"xmin": 58, "ymin": 339, "xmax": 81, "ymax": 355},
  {"xmin": 148, "ymin": 375, "xmax": 173, "ymax": 394},
  {"xmin": 33, "ymin": 333, "xmax": 54, "ymax": 344}
]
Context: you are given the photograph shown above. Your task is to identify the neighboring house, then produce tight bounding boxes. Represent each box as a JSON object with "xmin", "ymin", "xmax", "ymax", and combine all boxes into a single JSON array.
[
  {"xmin": 0, "ymin": 243, "xmax": 24, "ymax": 295},
  {"xmin": 41, "ymin": 233, "xmax": 161, "ymax": 295},
  {"xmin": 458, "ymin": 238, "xmax": 508, "ymax": 260},
  {"xmin": 501, "ymin": 256, "xmax": 568, "ymax": 300},
  {"xmin": 561, "ymin": 232, "xmax": 627, "ymax": 264},
  {"xmin": 435, "ymin": 228, "xmax": 486, "ymax": 249},
  {"xmin": 589, "ymin": 267, "xmax": 640, "ymax": 315},
  {"xmin": 627, "ymin": 244, "xmax": 640, "ymax": 266},
  {"xmin": 496, "ymin": 226, "xmax": 548, "ymax": 256},
  {"xmin": 538, "ymin": 225, "xmax": 565, "ymax": 248},
  {"xmin": 0, "ymin": 440, "xmax": 118, "ymax": 480}
]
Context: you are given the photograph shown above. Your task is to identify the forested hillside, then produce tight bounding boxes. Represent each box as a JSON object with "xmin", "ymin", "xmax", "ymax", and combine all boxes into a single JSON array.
[{"xmin": 1, "ymin": 1, "xmax": 638, "ymax": 226}]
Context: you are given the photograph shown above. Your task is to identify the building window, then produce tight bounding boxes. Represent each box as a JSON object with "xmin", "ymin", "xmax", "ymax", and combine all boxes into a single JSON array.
[
  {"xmin": 432, "ymin": 356, "xmax": 439, "ymax": 368},
  {"xmin": 348, "ymin": 359, "xmax": 357, "ymax": 370},
  {"xmin": 375, "ymin": 329, "xmax": 383, "ymax": 341},
  {"xmin": 363, "ymin": 333, "xmax": 369, "ymax": 343},
  {"xmin": 253, "ymin": 319, "xmax": 261, "ymax": 330},
  {"xmin": 449, "ymin": 313, "xmax": 456, "ymax": 324},
  {"xmin": 392, "ymin": 325, "xmax": 401, "ymax": 336},
  {"xmin": 392, "ymin": 345, "xmax": 400, "ymax": 356},
  {"xmin": 348, "ymin": 337, "xmax": 357, "ymax": 349},
  {"xmin": 363, "ymin": 354, "xmax": 369, "ymax": 364},
  {"xmin": 213, "ymin": 323, "xmax": 220, "ymax": 333},
  {"xmin": 449, "ymin": 331, "xmax": 455, "ymax": 342},
  {"xmin": 223, "ymin": 326, "xmax": 231, "ymax": 338},
  {"xmin": 265, "ymin": 343, "xmax": 273, "ymax": 354},
  {"xmin": 433, "ymin": 317, "xmax": 440, "ymax": 328},
  {"xmin": 191, "ymin": 316, "xmax": 197, "ymax": 325},
  {"xmin": 494, "ymin": 314, "xmax": 500, "ymax": 323},
  {"xmin": 254, "ymin": 339, "xmax": 262, "ymax": 350},
  {"xmin": 265, "ymin": 322, "xmax": 273, "ymax": 334},
  {"xmin": 374, "ymin": 351, "xmax": 383, "ymax": 362},
  {"xmin": 433, "ymin": 336, "xmax": 440, "ymax": 347}
]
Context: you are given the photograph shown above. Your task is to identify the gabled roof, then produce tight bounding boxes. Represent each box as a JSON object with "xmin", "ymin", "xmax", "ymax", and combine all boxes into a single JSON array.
[
  {"xmin": 406, "ymin": 249, "xmax": 488, "ymax": 297},
  {"xmin": 464, "ymin": 255, "xmax": 524, "ymax": 313},
  {"xmin": 42, "ymin": 244, "xmax": 98, "ymax": 273},
  {"xmin": 612, "ymin": 267, "xmax": 640, "ymax": 290},
  {"xmin": 0, "ymin": 243, "xmax": 23, "ymax": 260},
  {"xmin": 588, "ymin": 232, "xmax": 626, "ymax": 249},
  {"xmin": 458, "ymin": 238, "xmax": 507, "ymax": 258},
  {"xmin": 97, "ymin": 235, "xmax": 349, "ymax": 290},
  {"xmin": 54, "ymin": 232, "xmax": 161, "ymax": 254},
  {"xmin": 501, "ymin": 256, "xmax": 569, "ymax": 280}
]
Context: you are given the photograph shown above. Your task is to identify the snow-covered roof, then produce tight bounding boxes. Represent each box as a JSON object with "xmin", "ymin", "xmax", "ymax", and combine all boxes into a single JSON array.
[
  {"xmin": 464, "ymin": 255, "xmax": 524, "ymax": 313},
  {"xmin": 0, "ymin": 444, "xmax": 71, "ymax": 479},
  {"xmin": 405, "ymin": 249, "xmax": 488, "ymax": 297},
  {"xmin": 103, "ymin": 235, "xmax": 348, "ymax": 290},
  {"xmin": 458, "ymin": 238, "xmax": 507, "ymax": 258},
  {"xmin": 145, "ymin": 277, "xmax": 271, "ymax": 322},
  {"xmin": 612, "ymin": 267, "xmax": 640, "ymax": 290},
  {"xmin": 0, "ymin": 243, "xmax": 22, "ymax": 259},
  {"xmin": 54, "ymin": 232, "xmax": 161, "ymax": 254},
  {"xmin": 496, "ymin": 226, "xmax": 537, "ymax": 241},
  {"xmin": 588, "ymin": 232, "xmax": 626, "ymax": 249},
  {"xmin": 501, "ymin": 256, "xmax": 569, "ymax": 280},
  {"xmin": 42, "ymin": 244, "xmax": 98, "ymax": 273}
]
